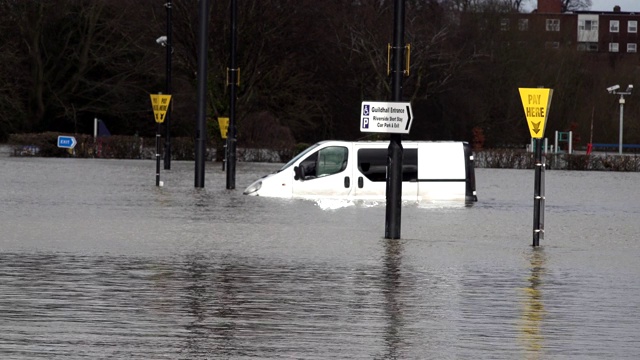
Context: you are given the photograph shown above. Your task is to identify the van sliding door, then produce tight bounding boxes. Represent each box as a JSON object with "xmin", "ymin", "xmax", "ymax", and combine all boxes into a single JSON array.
[{"xmin": 353, "ymin": 145, "xmax": 419, "ymax": 201}]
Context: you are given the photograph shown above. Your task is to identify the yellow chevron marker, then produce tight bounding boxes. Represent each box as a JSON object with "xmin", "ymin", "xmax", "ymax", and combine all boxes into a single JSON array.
[
  {"xmin": 218, "ymin": 117, "xmax": 229, "ymax": 139},
  {"xmin": 518, "ymin": 88, "xmax": 553, "ymax": 139}
]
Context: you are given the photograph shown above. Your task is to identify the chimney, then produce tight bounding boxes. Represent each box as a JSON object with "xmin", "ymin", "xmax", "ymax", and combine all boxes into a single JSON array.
[
  {"xmin": 614, "ymin": 5, "xmax": 621, "ymax": 12},
  {"xmin": 538, "ymin": 0, "xmax": 562, "ymax": 13}
]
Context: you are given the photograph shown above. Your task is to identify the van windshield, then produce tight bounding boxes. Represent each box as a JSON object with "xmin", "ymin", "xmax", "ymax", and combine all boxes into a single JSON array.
[{"xmin": 278, "ymin": 142, "xmax": 322, "ymax": 171}]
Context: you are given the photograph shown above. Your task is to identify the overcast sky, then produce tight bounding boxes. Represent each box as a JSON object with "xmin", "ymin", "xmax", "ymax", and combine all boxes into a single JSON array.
[
  {"xmin": 590, "ymin": 1, "xmax": 640, "ymax": 12},
  {"xmin": 524, "ymin": 1, "xmax": 640, "ymax": 12}
]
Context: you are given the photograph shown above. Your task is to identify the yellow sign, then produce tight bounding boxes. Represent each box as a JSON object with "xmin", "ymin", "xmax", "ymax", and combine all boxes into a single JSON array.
[
  {"xmin": 150, "ymin": 94, "xmax": 172, "ymax": 123},
  {"xmin": 218, "ymin": 117, "xmax": 229, "ymax": 139},
  {"xmin": 518, "ymin": 88, "xmax": 553, "ymax": 139}
]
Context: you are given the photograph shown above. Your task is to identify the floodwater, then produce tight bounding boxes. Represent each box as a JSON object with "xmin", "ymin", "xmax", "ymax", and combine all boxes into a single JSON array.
[{"xmin": 1, "ymin": 156, "xmax": 640, "ymax": 359}]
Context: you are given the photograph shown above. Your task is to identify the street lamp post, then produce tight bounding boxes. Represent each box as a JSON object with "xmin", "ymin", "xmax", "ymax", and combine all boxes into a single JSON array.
[
  {"xmin": 164, "ymin": 1, "xmax": 172, "ymax": 169},
  {"xmin": 607, "ymin": 84, "xmax": 633, "ymax": 155},
  {"xmin": 156, "ymin": 3, "xmax": 173, "ymax": 170}
]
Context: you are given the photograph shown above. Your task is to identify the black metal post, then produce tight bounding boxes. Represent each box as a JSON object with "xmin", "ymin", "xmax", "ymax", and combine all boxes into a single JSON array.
[
  {"xmin": 156, "ymin": 123, "xmax": 162, "ymax": 186},
  {"xmin": 163, "ymin": 1, "xmax": 173, "ymax": 170},
  {"xmin": 533, "ymin": 138, "xmax": 545, "ymax": 246},
  {"xmin": 385, "ymin": 0, "xmax": 405, "ymax": 240},
  {"xmin": 194, "ymin": 0, "xmax": 209, "ymax": 188},
  {"xmin": 226, "ymin": 0, "xmax": 238, "ymax": 189}
]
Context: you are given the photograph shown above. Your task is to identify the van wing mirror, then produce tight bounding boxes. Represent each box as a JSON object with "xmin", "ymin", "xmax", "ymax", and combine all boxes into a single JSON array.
[{"xmin": 294, "ymin": 166, "xmax": 305, "ymax": 181}]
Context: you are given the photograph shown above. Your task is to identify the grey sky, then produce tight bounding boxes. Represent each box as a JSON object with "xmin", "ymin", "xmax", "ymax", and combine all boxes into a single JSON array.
[
  {"xmin": 524, "ymin": 0, "xmax": 640, "ymax": 12},
  {"xmin": 590, "ymin": 1, "xmax": 640, "ymax": 12}
]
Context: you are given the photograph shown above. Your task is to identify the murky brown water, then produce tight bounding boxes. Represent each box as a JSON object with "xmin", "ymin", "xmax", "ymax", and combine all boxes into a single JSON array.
[{"xmin": 1, "ymin": 157, "xmax": 640, "ymax": 359}]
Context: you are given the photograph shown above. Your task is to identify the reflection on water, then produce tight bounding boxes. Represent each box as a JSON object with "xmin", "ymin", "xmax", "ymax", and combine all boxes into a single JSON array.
[
  {"xmin": 380, "ymin": 239, "xmax": 403, "ymax": 360},
  {"xmin": 519, "ymin": 249, "xmax": 546, "ymax": 359}
]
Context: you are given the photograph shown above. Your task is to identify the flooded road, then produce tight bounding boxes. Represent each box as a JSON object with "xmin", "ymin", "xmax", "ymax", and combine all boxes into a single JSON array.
[{"xmin": 1, "ymin": 157, "xmax": 639, "ymax": 359}]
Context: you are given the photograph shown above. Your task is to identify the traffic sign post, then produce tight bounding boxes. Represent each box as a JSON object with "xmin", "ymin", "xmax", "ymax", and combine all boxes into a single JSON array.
[
  {"xmin": 360, "ymin": 101, "xmax": 413, "ymax": 134},
  {"xmin": 360, "ymin": 100, "xmax": 413, "ymax": 239},
  {"xmin": 218, "ymin": 117, "xmax": 229, "ymax": 171},
  {"xmin": 150, "ymin": 94, "xmax": 172, "ymax": 124},
  {"xmin": 519, "ymin": 88, "xmax": 553, "ymax": 247},
  {"xmin": 519, "ymin": 88, "xmax": 553, "ymax": 139},
  {"xmin": 150, "ymin": 93, "xmax": 172, "ymax": 186},
  {"xmin": 57, "ymin": 136, "xmax": 77, "ymax": 149},
  {"xmin": 218, "ymin": 117, "xmax": 229, "ymax": 139}
]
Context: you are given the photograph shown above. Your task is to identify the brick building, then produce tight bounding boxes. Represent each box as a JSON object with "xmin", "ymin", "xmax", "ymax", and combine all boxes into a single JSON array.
[{"xmin": 498, "ymin": 0, "xmax": 640, "ymax": 54}]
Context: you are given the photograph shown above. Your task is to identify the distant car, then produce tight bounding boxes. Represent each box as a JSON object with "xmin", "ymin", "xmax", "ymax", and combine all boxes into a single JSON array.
[{"xmin": 244, "ymin": 140, "xmax": 477, "ymax": 204}]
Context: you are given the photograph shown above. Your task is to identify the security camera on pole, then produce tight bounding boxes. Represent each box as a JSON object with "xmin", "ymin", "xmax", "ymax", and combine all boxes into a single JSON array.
[{"xmin": 607, "ymin": 84, "xmax": 633, "ymax": 155}]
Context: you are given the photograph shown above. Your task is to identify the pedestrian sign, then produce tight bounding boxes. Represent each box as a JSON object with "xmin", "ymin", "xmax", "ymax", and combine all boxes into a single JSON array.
[
  {"xmin": 218, "ymin": 117, "xmax": 229, "ymax": 139},
  {"xmin": 150, "ymin": 94, "xmax": 172, "ymax": 123},
  {"xmin": 518, "ymin": 88, "xmax": 553, "ymax": 139}
]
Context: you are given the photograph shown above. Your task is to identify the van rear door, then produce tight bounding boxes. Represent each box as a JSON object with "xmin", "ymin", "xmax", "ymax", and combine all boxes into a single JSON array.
[{"xmin": 416, "ymin": 142, "xmax": 466, "ymax": 201}]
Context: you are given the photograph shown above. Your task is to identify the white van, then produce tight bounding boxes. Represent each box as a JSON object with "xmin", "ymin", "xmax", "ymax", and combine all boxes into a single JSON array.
[{"xmin": 243, "ymin": 141, "xmax": 477, "ymax": 204}]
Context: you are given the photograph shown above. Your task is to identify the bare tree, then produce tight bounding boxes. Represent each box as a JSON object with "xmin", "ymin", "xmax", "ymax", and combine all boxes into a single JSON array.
[
  {"xmin": 171, "ymin": 0, "xmax": 329, "ymax": 145},
  {"xmin": 0, "ymin": 1, "xmax": 29, "ymax": 139},
  {"xmin": 3, "ymin": 0, "xmax": 159, "ymax": 135}
]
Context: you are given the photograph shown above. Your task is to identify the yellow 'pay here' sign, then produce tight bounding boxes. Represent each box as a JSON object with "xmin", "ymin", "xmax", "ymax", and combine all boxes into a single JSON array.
[
  {"xmin": 518, "ymin": 88, "xmax": 553, "ymax": 139},
  {"xmin": 150, "ymin": 94, "xmax": 172, "ymax": 123}
]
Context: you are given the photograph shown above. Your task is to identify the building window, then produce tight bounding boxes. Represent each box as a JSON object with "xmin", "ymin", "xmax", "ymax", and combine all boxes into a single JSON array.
[
  {"xmin": 545, "ymin": 41, "xmax": 560, "ymax": 49},
  {"xmin": 610, "ymin": 20, "xmax": 620, "ymax": 33},
  {"xmin": 500, "ymin": 18, "xmax": 510, "ymax": 31},
  {"xmin": 628, "ymin": 43, "xmax": 637, "ymax": 53},
  {"xmin": 587, "ymin": 43, "xmax": 599, "ymax": 52},
  {"xmin": 579, "ymin": 19, "xmax": 598, "ymax": 31},
  {"xmin": 518, "ymin": 19, "xmax": 529, "ymax": 31},
  {"xmin": 629, "ymin": 21, "xmax": 638, "ymax": 33},
  {"xmin": 610, "ymin": 43, "xmax": 619, "ymax": 52},
  {"xmin": 546, "ymin": 19, "xmax": 560, "ymax": 32}
]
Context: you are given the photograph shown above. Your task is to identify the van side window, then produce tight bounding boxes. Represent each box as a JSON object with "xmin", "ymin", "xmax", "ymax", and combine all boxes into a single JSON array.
[
  {"xmin": 357, "ymin": 148, "xmax": 418, "ymax": 182},
  {"xmin": 300, "ymin": 146, "xmax": 348, "ymax": 180}
]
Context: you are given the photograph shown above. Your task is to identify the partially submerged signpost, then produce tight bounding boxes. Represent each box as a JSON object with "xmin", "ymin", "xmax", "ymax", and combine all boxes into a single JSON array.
[
  {"xmin": 518, "ymin": 88, "xmax": 553, "ymax": 247},
  {"xmin": 360, "ymin": 102, "xmax": 413, "ymax": 134},
  {"xmin": 360, "ymin": 99, "xmax": 413, "ymax": 239},
  {"xmin": 362, "ymin": 0, "xmax": 410, "ymax": 240},
  {"xmin": 218, "ymin": 117, "xmax": 229, "ymax": 170},
  {"xmin": 150, "ymin": 93, "xmax": 172, "ymax": 187}
]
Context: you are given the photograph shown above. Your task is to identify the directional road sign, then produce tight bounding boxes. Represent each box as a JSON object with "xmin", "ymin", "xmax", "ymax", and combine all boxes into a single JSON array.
[
  {"xmin": 518, "ymin": 88, "xmax": 553, "ymax": 139},
  {"xmin": 360, "ymin": 101, "xmax": 413, "ymax": 134},
  {"xmin": 57, "ymin": 136, "xmax": 77, "ymax": 149}
]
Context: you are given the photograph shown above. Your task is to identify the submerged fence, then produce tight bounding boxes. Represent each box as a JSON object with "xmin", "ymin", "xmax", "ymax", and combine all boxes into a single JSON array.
[
  {"xmin": 475, "ymin": 149, "xmax": 640, "ymax": 172},
  {"xmin": 8, "ymin": 133, "xmax": 640, "ymax": 171}
]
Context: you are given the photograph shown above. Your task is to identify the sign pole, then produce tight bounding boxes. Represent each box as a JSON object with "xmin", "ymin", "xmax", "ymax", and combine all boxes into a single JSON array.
[
  {"xmin": 163, "ymin": 0, "xmax": 173, "ymax": 170},
  {"xmin": 194, "ymin": 0, "xmax": 209, "ymax": 188},
  {"xmin": 218, "ymin": 117, "xmax": 229, "ymax": 171},
  {"xmin": 385, "ymin": 0, "xmax": 406, "ymax": 240},
  {"xmin": 150, "ymin": 93, "xmax": 171, "ymax": 187},
  {"xmin": 156, "ymin": 122, "xmax": 162, "ymax": 186},
  {"xmin": 226, "ymin": 0, "xmax": 238, "ymax": 190},
  {"xmin": 532, "ymin": 138, "xmax": 544, "ymax": 246},
  {"xmin": 519, "ymin": 88, "xmax": 553, "ymax": 247}
]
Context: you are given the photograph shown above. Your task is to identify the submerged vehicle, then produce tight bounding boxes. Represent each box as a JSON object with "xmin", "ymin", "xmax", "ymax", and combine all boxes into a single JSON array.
[{"xmin": 243, "ymin": 141, "xmax": 477, "ymax": 204}]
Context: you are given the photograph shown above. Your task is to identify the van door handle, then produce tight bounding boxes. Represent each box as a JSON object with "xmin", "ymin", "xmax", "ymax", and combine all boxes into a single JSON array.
[
  {"xmin": 344, "ymin": 176, "xmax": 350, "ymax": 188},
  {"xmin": 358, "ymin": 177, "xmax": 363, "ymax": 188}
]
